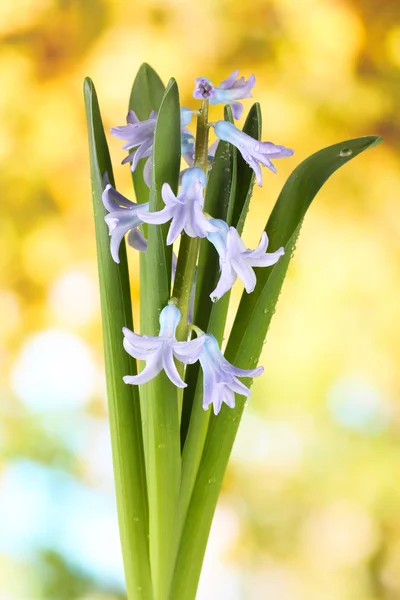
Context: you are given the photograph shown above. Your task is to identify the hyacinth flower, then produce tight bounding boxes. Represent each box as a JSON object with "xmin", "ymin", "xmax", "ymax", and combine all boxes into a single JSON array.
[
  {"xmin": 195, "ymin": 332, "xmax": 263, "ymax": 414},
  {"xmin": 207, "ymin": 218, "xmax": 285, "ymax": 300},
  {"xmin": 85, "ymin": 61, "xmax": 380, "ymax": 600},
  {"xmin": 214, "ymin": 119, "xmax": 294, "ymax": 186},
  {"xmin": 111, "ymin": 107, "xmax": 195, "ymax": 186},
  {"xmin": 111, "ymin": 109, "xmax": 156, "ymax": 184},
  {"xmin": 101, "ymin": 175, "xmax": 148, "ymax": 263},
  {"xmin": 138, "ymin": 167, "xmax": 217, "ymax": 245},
  {"xmin": 123, "ymin": 304, "xmax": 205, "ymax": 388},
  {"xmin": 194, "ymin": 70, "xmax": 255, "ymax": 119}
]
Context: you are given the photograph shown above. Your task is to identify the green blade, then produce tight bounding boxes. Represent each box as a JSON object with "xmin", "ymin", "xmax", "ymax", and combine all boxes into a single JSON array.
[
  {"xmin": 128, "ymin": 64, "xmax": 166, "ymax": 469},
  {"xmin": 83, "ymin": 78, "xmax": 152, "ymax": 600},
  {"xmin": 232, "ymin": 103, "xmax": 261, "ymax": 233},
  {"xmin": 169, "ymin": 134, "xmax": 382, "ymax": 600},
  {"xmin": 129, "ymin": 63, "xmax": 165, "ymax": 206},
  {"xmin": 143, "ymin": 77, "xmax": 182, "ymax": 600}
]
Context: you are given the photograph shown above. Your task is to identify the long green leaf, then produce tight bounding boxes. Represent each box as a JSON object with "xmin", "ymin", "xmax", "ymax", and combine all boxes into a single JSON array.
[
  {"xmin": 84, "ymin": 78, "xmax": 152, "ymax": 600},
  {"xmin": 169, "ymin": 134, "xmax": 382, "ymax": 600},
  {"xmin": 143, "ymin": 78, "xmax": 181, "ymax": 600},
  {"xmin": 129, "ymin": 63, "xmax": 165, "ymax": 207},
  {"xmin": 232, "ymin": 103, "xmax": 261, "ymax": 233},
  {"xmin": 128, "ymin": 64, "xmax": 166, "ymax": 468}
]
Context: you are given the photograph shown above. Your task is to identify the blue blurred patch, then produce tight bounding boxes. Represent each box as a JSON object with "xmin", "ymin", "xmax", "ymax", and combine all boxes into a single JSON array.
[{"xmin": 327, "ymin": 375, "xmax": 390, "ymax": 434}]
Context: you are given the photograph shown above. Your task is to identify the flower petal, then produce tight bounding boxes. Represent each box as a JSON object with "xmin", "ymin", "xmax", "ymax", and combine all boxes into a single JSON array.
[
  {"xmin": 123, "ymin": 354, "xmax": 163, "ymax": 385},
  {"xmin": 231, "ymin": 257, "xmax": 257, "ymax": 293},
  {"xmin": 249, "ymin": 247, "xmax": 285, "ymax": 267},
  {"xmin": 167, "ymin": 208, "xmax": 187, "ymax": 245},
  {"xmin": 162, "ymin": 348, "xmax": 187, "ymax": 388},
  {"xmin": 210, "ymin": 261, "xmax": 237, "ymax": 300}
]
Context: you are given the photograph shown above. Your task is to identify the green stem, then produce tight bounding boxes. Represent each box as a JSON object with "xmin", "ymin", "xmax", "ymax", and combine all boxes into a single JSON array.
[{"xmin": 172, "ymin": 100, "xmax": 209, "ymax": 341}]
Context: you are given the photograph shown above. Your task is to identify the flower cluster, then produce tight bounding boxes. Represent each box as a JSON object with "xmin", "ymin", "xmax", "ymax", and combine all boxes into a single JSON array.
[{"xmin": 103, "ymin": 70, "xmax": 294, "ymax": 413}]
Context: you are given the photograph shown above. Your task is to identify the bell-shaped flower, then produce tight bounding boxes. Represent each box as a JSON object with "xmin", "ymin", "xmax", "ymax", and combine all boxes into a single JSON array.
[
  {"xmin": 102, "ymin": 174, "xmax": 149, "ymax": 263},
  {"xmin": 193, "ymin": 71, "xmax": 255, "ymax": 119},
  {"xmin": 138, "ymin": 167, "xmax": 217, "ymax": 245},
  {"xmin": 214, "ymin": 120, "xmax": 294, "ymax": 186},
  {"xmin": 207, "ymin": 219, "xmax": 285, "ymax": 301},
  {"xmin": 111, "ymin": 109, "xmax": 157, "ymax": 185},
  {"xmin": 197, "ymin": 333, "xmax": 263, "ymax": 415},
  {"xmin": 122, "ymin": 304, "xmax": 205, "ymax": 388},
  {"xmin": 193, "ymin": 77, "xmax": 216, "ymax": 100},
  {"xmin": 210, "ymin": 70, "xmax": 255, "ymax": 120}
]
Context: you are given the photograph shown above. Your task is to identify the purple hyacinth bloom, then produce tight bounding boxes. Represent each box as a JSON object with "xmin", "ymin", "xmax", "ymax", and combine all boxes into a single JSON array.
[
  {"xmin": 138, "ymin": 167, "xmax": 217, "ymax": 245},
  {"xmin": 102, "ymin": 174, "xmax": 149, "ymax": 263},
  {"xmin": 214, "ymin": 120, "xmax": 294, "ymax": 186},
  {"xmin": 197, "ymin": 333, "xmax": 263, "ymax": 415},
  {"xmin": 210, "ymin": 70, "xmax": 255, "ymax": 120},
  {"xmin": 111, "ymin": 109, "xmax": 157, "ymax": 185},
  {"xmin": 207, "ymin": 219, "xmax": 285, "ymax": 301},
  {"xmin": 123, "ymin": 304, "xmax": 205, "ymax": 388},
  {"xmin": 193, "ymin": 77, "xmax": 216, "ymax": 100}
]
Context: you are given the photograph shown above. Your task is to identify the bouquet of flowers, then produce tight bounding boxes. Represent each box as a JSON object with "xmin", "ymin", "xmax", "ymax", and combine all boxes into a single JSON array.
[{"xmin": 84, "ymin": 64, "xmax": 380, "ymax": 600}]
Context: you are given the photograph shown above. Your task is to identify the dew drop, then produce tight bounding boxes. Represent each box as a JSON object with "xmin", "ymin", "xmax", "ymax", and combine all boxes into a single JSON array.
[
  {"xmin": 157, "ymin": 443, "xmax": 165, "ymax": 449},
  {"xmin": 211, "ymin": 296, "xmax": 218, "ymax": 303},
  {"xmin": 244, "ymin": 401, "xmax": 249, "ymax": 408},
  {"xmin": 339, "ymin": 148, "xmax": 352, "ymax": 157},
  {"xmin": 253, "ymin": 143, "xmax": 260, "ymax": 152},
  {"xmin": 263, "ymin": 308, "xmax": 269, "ymax": 315},
  {"xmin": 208, "ymin": 477, "xmax": 215, "ymax": 485}
]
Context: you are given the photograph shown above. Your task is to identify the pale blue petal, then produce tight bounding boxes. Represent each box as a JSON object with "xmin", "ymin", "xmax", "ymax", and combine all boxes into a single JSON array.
[
  {"xmin": 139, "ymin": 205, "xmax": 174, "ymax": 225},
  {"xmin": 162, "ymin": 348, "xmax": 187, "ymax": 388},
  {"xmin": 250, "ymin": 247, "xmax": 285, "ymax": 267},
  {"xmin": 127, "ymin": 228, "xmax": 147, "ymax": 252},
  {"xmin": 230, "ymin": 102, "xmax": 244, "ymax": 120},
  {"xmin": 102, "ymin": 183, "xmax": 136, "ymax": 211},
  {"xmin": 123, "ymin": 354, "xmax": 163, "ymax": 385},
  {"xmin": 210, "ymin": 261, "xmax": 237, "ymax": 301},
  {"xmin": 122, "ymin": 327, "xmax": 160, "ymax": 351},
  {"xmin": 167, "ymin": 208, "xmax": 187, "ymax": 245},
  {"xmin": 231, "ymin": 258, "xmax": 257, "ymax": 293},
  {"xmin": 143, "ymin": 156, "xmax": 152, "ymax": 187},
  {"xmin": 159, "ymin": 304, "xmax": 181, "ymax": 338},
  {"xmin": 217, "ymin": 70, "xmax": 239, "ymax": 90},
  {"xmin": 180, "ymin": 107, "xmax": 193, "ymax": 128}
]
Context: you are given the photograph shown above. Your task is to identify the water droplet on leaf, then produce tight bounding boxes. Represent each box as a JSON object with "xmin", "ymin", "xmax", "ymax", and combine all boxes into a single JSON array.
[{"xmin": 339, "ymin": 148, "xmax": 352, "ymax": 157}]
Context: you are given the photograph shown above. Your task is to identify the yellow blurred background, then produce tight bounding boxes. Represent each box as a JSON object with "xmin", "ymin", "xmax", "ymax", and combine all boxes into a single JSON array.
[{"xmin": 1, "ymin": 0, "xmax": 400, "ymax": 598}]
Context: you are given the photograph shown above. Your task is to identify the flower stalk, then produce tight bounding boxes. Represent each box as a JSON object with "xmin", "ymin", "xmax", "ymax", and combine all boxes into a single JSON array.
[{"xmin": 173, "ymin": 100, "xmax": 210, "ymax": 341}]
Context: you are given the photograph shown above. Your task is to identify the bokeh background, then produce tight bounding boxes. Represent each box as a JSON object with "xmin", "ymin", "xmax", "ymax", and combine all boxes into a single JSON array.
[{"xmin": 1, "ymin": 0, "xmax": 400, "ymax": 598}]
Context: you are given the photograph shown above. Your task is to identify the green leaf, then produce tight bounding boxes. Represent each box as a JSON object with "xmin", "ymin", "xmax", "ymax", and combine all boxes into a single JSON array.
[
  {"xmin": 128, "ymin": 64, "xmax": 166, "ymax": 470},
  {"xmin": 83, "ymin": 78, "xmax": 152, "ymax": 600},
  {"xmin": 142, "ymin": 78, "xmax": 182, "ymax": 600},
  {"xmin": 232, "ymin": 103, "xmax": 261, "ymax": 233},
  {"xmin": 169, "ymin": 134, "xmax": 382, "ymax": 600},
  {"xmin": 129, "ymin": 63, "xmax": 165, "ymax": 206}
]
